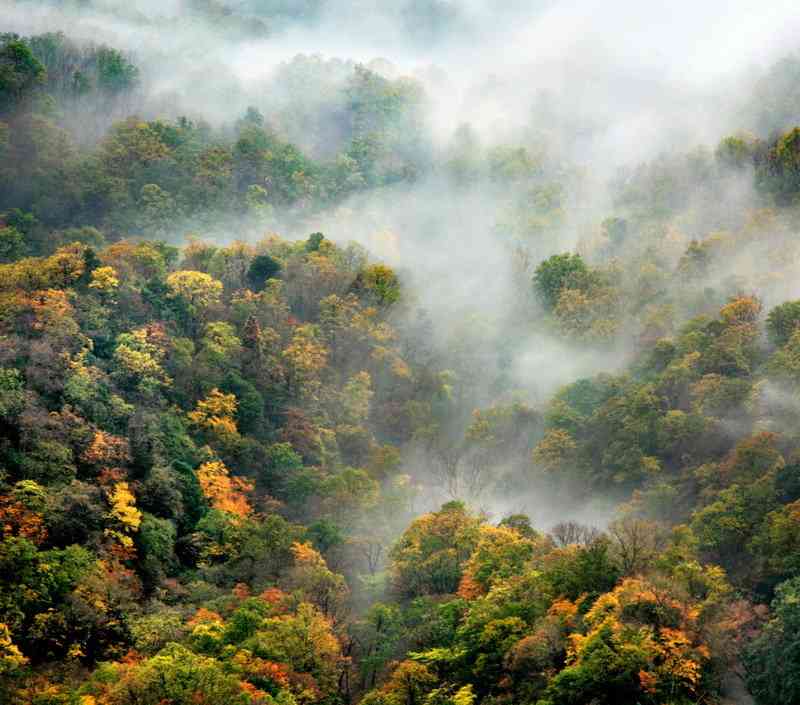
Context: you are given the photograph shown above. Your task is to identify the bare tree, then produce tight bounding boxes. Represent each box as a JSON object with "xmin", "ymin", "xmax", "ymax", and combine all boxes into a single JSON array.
[
  {"xmin": 608, "ymin": 517, "xmax": 666, "ymax": 575},
  {"xmin": 550, "ymin": 520, "xmax": 601, "ymax": 547}
]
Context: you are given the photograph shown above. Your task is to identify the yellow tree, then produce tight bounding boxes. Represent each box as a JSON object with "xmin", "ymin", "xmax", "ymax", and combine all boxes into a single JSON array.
[
  {"xmin": 544, "ymin": 576, "xmax": 715, "ymax": 705},
  {"xmin": 188, "ymin": 388, "xmax": 240, "ymax": 448},
  {"xmin": 166, "ymin": 270, "xmax": 223, "ymax": 337},
  {"xmin": 458, "ymin": 524, "xmax": 540, "ymax": 597},
  {"xmin": 533, "ymin": 429, "xmax": 577, "ymax": 473},
  {"xmin": 196, "ymin": 459, "xmax": 253, "ymax": 518},
  {"xmin": 105, "ymin": 481, "xmax": 142, "ymax": 557},
  {"xmin": 340, "ymin": 371, "xmax": 373, "ymax": 425},
  {"xmin": 282, "ymin": 325, "xmax": 328, "ymax": 401},
  {"xmin": 287, "ymin": 541, "xmax": 348, "ymax": 620},
  {"xmin": 113, "ymin": 326, "xmax": 172, "ymax": 396},
  {"xmin": 88, "ymin": 265, "xmax": 120, "ymax": 293},
  {"xmin": 0, "ymin": 622, "xmax": 27, "ymax": 676}
]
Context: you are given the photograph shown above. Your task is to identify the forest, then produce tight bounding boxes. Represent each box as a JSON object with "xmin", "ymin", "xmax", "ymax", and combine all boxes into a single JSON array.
[{"xmin": 2, "ymin": 1, "xmax": 800, "ymax": 704}]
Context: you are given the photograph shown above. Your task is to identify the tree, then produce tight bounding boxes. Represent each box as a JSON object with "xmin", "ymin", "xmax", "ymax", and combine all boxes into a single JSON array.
[
  {"xmin": 602, "ymin": 216, "xmax": 628, "ymax": 245},
  {"xmin": 458, "ymin": 524, "xmax": 538, "ymax": 597},
  {"xmin": 550, "ymin": 521, "xmax": 600, "ymax": 548},
  {"xmin": 608, "ymin": 517, "xmax": 667, "ymax": 576},
  {"xmin": 44, "ymin": 480, "xmax": 105, "ymax": 547},
  {"xmin": 758, "ymin": 127, "xmax": 800, "ymax": 204},
  {"xmin": 136, "ymin": 512, "xmax": 177, "ymax": 586},
  {"xmin": 0, "ymin": 480, "xmax": 48, "ymax": 545},
  {"xmin": 0, "ymin": 38, "xmax": 45, "ymax": 114},
  {"xmin": 0, "ymin": 622, "xmax": 27, "ymax": 676},
  {"xmin": 113, "ymin": 326, "xmax": 172, "ymax": 397},
  {"xmin": 0, "ymin": 367, "xmax": 25, "ymax": 420},
  {"xmin": 196, "ymin": 459, "xmax": 252, "ymax": 518},
  {"xmin": 89, "ymin": 265, "xmax": 120, "ymax": 294},
  {"xmin": 766, "ymin": 300, "xmax": 800, "ymax": 346},
  {"xmin": 137, "ymin": 183, "xmax": 176, "ymax": 235},
  {"xmin": 744, "ymin": 577, "xmax": 800, "ymax": 704},
  {"xmin": 532, "ymin": 428, "xmax": 577, "ymax": 474},
  {"xmin": 715, "ymin": 133, "xmax": 758, "ymax": 170},
  {"xmin": 86, "ymin": 642, "xmax": 253, "ymax": 705},
  {"xmin": 0, "ymin": 226, "xmax": 24, "ymax": 263},
  {"xmin": 533, "ymin": 253, "xmax": 590, "ymax": 310},
  {"xmin": 282, "ymin": 325, "xmax": 328, "ymax": 401},
  {"xmin": 340, "ymin": 371, "xmax": 373, "ymax": 425},
  {"xmin": 355, "ymin": 264, "xmax": 401, "ymax": 307},
  {"xmin": 767, "ymin": 328, "xmax": 800, "ymax": 389},
  {"xmin": 166, "ymin": 270, "xmax": 223, "ymax": 335},
  {"xmin": 389, "ymin": 501, "xmax": 482, "ymax": 597},
  {"xmin": 360, "ymin": 660, "xmax": 437, "ymax": 705},
  {"xmin": 540, "ymin": 537, "xmax": 621, "ymax": 602},
  {"xmin": 541, "ymin": 576, "xmax": 717, "ymax": 705},
  {"xmin": 445, "ymin": 123, "xmax": 483, "ymax": 184},
  {"xmin": 749, "ymin": 500, "xmax": 800, "ymax": 587},
  {"xmin": 286, "ymin": 541, "xmax": 348, "ymax": 620},
  {"xmin": 257, "ymin": 442, "xmax": 303, "ymax": 495},
  {"xmin": 95, "ymin": 46, "xmax": 138, "ymax": 95},
  {"xmin": 188, "ymin": 388, "xmax": 240, "ymax": 447},
  {"xmin": 0, "ymin": 537, "xmax": 93, "ymax": 655},
  {"xmin": 247, "ymin": 254, "xmax": 282, "ymax": 292},
  {"xmin": 239, "ymin": 601, "xmax": 344, "ymax": 699},
  {"xmin": 105, "ymin": 481, "xmax": 142, "ymax": 555},
  {"xmin": 691, "ymin": 478, "xmax": 777, "ymax": 573}
]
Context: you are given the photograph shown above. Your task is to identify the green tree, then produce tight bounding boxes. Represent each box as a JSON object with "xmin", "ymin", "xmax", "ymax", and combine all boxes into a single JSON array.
[
  {"xmin": 247, "ymin": 253, "xmax": 282, "ymax": 292},
  {"xmin": 0, "ymin": 38, "xmax": 45, "ymax": 114},
  {"xmin": 0, "ymin": 226, "xmax": 24, "ymax": 263},
  {"xmin": 88, "ymin": 642, "xmax": 251, "ymax": 704},
  {"xmin": 390, "ymin": 501, "xmax": 482, "ymax": 597},
  {"xmin": 758, "ymin": 127, "xmax": 800, "ymax": 204},
  {"xmin": 744, "ymin": 577, "xmax": 800, "ymax": 705},
  {"xmin": 766, "ymin": 300, "xmax": 800, "ymax": 346},
  {"xmin": 533, "ymin": 253, "xmax": 590, "ymax": 310},
  {"xmin": 540, "ymin": 536, "xmax": 621, "ymax": 602},
  {"xmin": 95, "ymin": 46, "xmax": 138, "ymax": 95}
]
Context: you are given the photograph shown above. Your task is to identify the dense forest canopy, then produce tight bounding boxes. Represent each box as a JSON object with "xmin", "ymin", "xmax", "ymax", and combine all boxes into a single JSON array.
[{"xmin": 3, "ymin": 1, "xmax": 800, "ymax": 704}]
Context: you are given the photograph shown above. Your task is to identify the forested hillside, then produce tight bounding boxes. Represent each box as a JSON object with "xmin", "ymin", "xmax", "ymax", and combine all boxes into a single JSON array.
[{"xmin": 2, "ymin": 3, "xmax": 800, "ymax": 704}]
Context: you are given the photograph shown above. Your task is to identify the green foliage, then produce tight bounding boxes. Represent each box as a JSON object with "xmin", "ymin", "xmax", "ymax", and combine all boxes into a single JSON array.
[
  {"xmin": 137, "ymin": 513, "xmax": 177, "ymax": 567},
  {"xmin": 715, "ymin": 133, "xmax": 758, "ymax": 169},
  {"xmin": 95, "ymin": 46, "xmax": 138, "ymax": 95},
  {"xmin": 306, "ymin": 232, "xmax": 325, "ymax": 251},
  {"xmin": 541, "ymin": 537, "xmax": 621, "ymax": 602},
  {"xmin": 90, "ymin": 642, "xmax": 252, "ymax": 704},
  {"xmin": 258, "ymin": 442, "xmax": 303, "ymax": 494},
  {"xmin": 128, "ymin": 610, "xmax": 185, "ymax": 655},
  {"xmin": 744, "ymin": 577, "xmax": 800, "ymax": 704},
  {"xmin": 0, "ymin": 37, "xmax": 45, "ymax": 114},
  {"xmin": 3, "ymin": 21, "xmax": 800, "ymax": 705},
  {"xmin": 0, "ymin": 367, "xmax": 25, "ymax": 419},
  {"xmin": 0, "ymin": 538, "xmax": 94, "ymax": 652},
  {"xmin": 0, "ymin": 226, "xmax": 25, "ymax": 263},
  {"xmin": 758, "ymin": 127, "xmax": 800, "ymax": 204},
  {"xmin": 766, "ymin": 300, "xmax": 800, "ymax": 346},
  {"xmin": 390, "ymin": 501, "xmax": 482, "ymax": 597},
  {"xmin": 357, "ymin": 264, "xmax": 401, "ymax": 307},
  {"xmin": 247, "ymin": 254, "xmax": 282, "ymax": 291},
  {"xmin": 533, "ymin": 253, "xmax": 589, "ymax": 310}
]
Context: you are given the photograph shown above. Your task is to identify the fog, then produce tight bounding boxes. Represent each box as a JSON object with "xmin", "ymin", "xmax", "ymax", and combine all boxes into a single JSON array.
[
  {"xmin": 4, "ymin": 0, "xmax": 800, "ymax": 522},
  {"xmin": 5, "ymin": 0, "xmax": 800, "ymax": 157}
]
